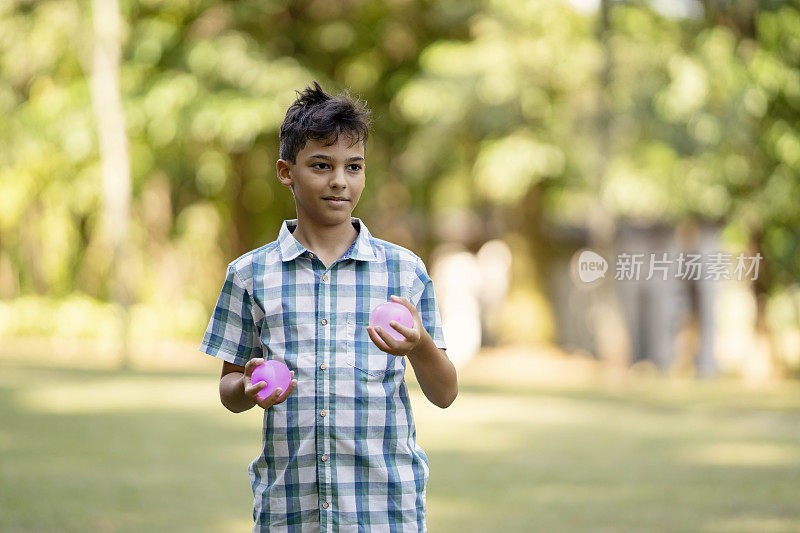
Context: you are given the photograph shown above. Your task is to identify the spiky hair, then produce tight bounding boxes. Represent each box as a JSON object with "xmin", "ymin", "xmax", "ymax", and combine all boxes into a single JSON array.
[{"xmin": 279, "ymin": 80, "xmax": 373, "ymax": 164}]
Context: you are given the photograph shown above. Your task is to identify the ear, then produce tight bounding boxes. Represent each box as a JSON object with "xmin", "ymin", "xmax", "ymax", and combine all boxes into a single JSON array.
[{"xmin": 276, "ymin": 159, "xmax": 294, "ymax": 187}]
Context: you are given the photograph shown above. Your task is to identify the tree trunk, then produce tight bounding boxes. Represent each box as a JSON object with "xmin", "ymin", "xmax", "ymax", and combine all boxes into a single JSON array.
[
  {"xmin": 87, "ymin": 0, "xmax": 133, "ymax": 369},
  {"xmin": 589, "ymin": 0, "xmax": 631, "ymax": 377}
]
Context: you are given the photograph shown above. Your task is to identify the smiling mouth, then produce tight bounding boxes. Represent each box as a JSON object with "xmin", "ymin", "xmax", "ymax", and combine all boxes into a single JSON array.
[{"xmin": 323, "ymin": 197, "xmax": 349, "ymax": 201}]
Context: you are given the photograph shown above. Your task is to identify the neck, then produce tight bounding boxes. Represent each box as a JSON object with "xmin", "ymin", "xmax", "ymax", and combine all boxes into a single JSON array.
[{"xmin": 291, "ymin": 215, "xmax": 358, "ymax": 256}]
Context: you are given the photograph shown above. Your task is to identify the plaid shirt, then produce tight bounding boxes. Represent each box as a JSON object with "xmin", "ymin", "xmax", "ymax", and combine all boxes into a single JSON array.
[{"xmin": 199, "ymin": 216, "xmax": 447, "ymax": 533}]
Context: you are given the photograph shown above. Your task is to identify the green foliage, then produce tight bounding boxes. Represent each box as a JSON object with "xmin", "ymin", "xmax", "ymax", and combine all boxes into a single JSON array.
[
  {"xmin": 748, "ymin": 4, "xmax": 800, "ymax": 292},
  {"xmin": 0, "ymin": 0, "xmax": 799, "ymax": 344}
]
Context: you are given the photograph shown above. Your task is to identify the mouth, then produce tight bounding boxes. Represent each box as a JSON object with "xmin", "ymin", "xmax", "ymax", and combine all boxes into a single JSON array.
[{"xmin": 322, "ymin": 196, "xmax": 349, "ymax": 206}]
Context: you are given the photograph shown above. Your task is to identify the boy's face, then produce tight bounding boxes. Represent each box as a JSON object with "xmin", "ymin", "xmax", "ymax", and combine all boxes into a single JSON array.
[{"xmin": 277, "ymin": 134, "xmax": 365, "ymax": 227}]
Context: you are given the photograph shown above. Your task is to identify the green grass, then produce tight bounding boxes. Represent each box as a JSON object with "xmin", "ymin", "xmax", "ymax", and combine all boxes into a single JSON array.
[{"xmin": 1, "ymin": 357, "xmax": 799, "ymax": 532}]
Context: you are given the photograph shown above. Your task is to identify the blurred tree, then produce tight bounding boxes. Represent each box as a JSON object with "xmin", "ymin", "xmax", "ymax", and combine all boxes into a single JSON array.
[
  {"xmin": 87, "ymin": 0, "xmax": 133, "ymax": 367},
  {"xmin": 587, "ymin": 0, "xmax": 631, "ymax": 371},
  {"xmin": 0, "ymin": 0, "xmax": 798, "ymax": 372},
  {"xmin": 745, "ymin": 0, "xmax": 800, "ymax": 373},
  {"xmin": 0, "ymin": 0, "xmax": 482, "ymax": 343}
]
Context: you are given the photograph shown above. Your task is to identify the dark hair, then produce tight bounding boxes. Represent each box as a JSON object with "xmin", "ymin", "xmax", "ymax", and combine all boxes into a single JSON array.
[{"xmin": 279, "ymin": 80, "xmax": 373, "ymax": 164}]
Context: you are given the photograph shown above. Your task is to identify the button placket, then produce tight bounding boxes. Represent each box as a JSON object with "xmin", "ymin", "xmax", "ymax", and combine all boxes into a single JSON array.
[{"xmin": 317, "ymin": 263, "xmax": 335, "ymax": 521}]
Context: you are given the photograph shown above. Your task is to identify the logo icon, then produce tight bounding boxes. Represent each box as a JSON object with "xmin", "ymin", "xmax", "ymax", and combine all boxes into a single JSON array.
[{"xmin": 576, "ymin": 250, "xmax": 608, "ymax": 283}]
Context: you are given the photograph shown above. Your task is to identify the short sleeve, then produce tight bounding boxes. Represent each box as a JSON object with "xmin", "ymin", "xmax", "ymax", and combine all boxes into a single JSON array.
[
  {"xmin": 410, "ymin": 257, "xmax": 447, "ymax": 351},
  {"xmin": 198, "ymin": 263, "xmax": 263, "ymax": 366}
]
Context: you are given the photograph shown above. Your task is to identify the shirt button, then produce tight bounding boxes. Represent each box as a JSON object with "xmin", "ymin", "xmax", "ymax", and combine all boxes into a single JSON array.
[
  {"xmin": 320, "ymin": 363, "xmax": 327, "ymax": 370},
  {"xmin": 321, "ymin": 318, "xmax": 327, "ymax": 325},
  {"xmin": 322, "ymin": 501, "xmax": 329, "ymax": 509},
  {"xmin": 322, "ymin": 275, "xmax": 328, "ymax": 282},
  {"xmin": 321, "ymin": 455, "xmax": 328, "ymax": 462},
  {"xmin": 309, "ymin": 253, "xmax": 315, "ymax": 258},
  {"xmin": 320, "ymin": 409, "xmax": 326, "ymax": 417}
]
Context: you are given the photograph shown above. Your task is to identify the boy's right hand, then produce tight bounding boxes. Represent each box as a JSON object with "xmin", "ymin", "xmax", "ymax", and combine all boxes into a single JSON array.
[{"xmin": 243, "ymin": 358, "xmax": 298, "ymax": 410}]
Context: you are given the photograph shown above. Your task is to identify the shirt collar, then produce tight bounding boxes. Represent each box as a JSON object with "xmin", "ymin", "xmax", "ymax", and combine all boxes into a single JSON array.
[{"xmin": 278, "ymin": 216, "xmax": 379, "ymax": 263}]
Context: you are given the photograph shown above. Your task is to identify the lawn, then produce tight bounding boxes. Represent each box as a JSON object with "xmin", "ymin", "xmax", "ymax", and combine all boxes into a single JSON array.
[{"xmin": 1, "ymin": 352, "xmax": 799, "ymax": 532}]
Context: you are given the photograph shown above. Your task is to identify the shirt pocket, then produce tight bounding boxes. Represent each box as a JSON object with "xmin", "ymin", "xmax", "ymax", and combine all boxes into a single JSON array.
[{"xmin": 345, "ymin": 313, "xmax": 395, "ymax": 378}]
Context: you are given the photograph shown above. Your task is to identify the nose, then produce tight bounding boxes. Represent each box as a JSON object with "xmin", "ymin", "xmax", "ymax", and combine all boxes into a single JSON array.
[{"xmin": 330, "ymin": 166, "xmax": 347, "ymax": 188}]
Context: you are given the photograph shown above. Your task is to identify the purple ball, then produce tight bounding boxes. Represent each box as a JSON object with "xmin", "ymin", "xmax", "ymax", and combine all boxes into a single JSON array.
[
  {"xmin": 251, "ymin": 360, "xmax": 292, "ymax": 402},
  {"xmin": 370, "ymin": 301, "xmax": 414, "ymax": 342}
]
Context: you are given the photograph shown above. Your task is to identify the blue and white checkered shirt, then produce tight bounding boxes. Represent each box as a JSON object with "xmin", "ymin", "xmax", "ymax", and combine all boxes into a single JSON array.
[{"xmin": 199, "ymin": 216, "xmax": 447, "ymax": 532}]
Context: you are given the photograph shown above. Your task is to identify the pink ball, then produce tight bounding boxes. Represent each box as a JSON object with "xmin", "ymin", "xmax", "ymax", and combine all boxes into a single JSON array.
[
  {"xmin": 370, "ymin": 301, "xmax": 414, "ymax": 342},
  {"xmin": 251, "ymin": 360, "xmax": 292, "ymax": 402}
]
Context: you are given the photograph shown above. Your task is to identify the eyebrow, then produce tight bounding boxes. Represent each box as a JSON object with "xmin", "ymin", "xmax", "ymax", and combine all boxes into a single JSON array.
[{"xmin": 308, "ymin": 154, "xmax": 364, "ymax": 162}]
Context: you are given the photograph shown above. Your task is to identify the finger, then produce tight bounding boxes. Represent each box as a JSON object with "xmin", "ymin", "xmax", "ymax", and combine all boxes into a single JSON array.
[
  {"xmin": 388, "ymin": 320, "xmax": 418, "ymax": 342},
  {"xmin": 247, "ymin": 357, "xmax": 264, "ymax": 369},
  {"xmin": 257, "ymin": 385, "xmax": 284, "ymax": 410},
  {"xmin": 374, "ymin": 325, "xmax": 406, "ymax": 353},
  {"xmin": 245, "ymin": 379, "xmax": 267, "ymax": 397},
  {"xmin": 244, "ymin": 365, "xmax": 262, "ymax": 387},
  {"xmin": 367, "ymin": 326, "xmax": 389, "ymax": 350},
  {"xmin": 367, "ymin": 326, "xmax": 393, "ymax": 353},
  {"xmin": 390, "ymin": 295, "xmax": 421, "ymax": 317},
  {"xmin": 273, "ymin": 379, "xmax": 298, "ymax": 404},
  {"xmin": 389, "ymin": 294, "xmax": 413, "ymax": 309},
  {"xmin": 377, "ymin": 325, "xmax": 415, "ymax": 357},
  {"xmin": 275, "ymin": 372, "xmax": 296, "ymax": 403},
  {"xmin": 389, "ymin": 295, "xmax": 422, "ymax": 328},
  {"xmin": 245, "ymin": 358, "xmax": 264, "ymax": 377}
]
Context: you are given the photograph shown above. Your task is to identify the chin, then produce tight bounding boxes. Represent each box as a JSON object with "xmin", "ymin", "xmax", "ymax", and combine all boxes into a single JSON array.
[{"xmin": 318, "ymin": 210, "xmax": 353, "ymax": 223}]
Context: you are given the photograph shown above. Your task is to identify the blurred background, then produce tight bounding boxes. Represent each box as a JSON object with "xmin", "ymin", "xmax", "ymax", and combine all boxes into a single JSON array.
[{"xmin": 1, "ymin": 0, "xmax": 799, "ymax": 531}]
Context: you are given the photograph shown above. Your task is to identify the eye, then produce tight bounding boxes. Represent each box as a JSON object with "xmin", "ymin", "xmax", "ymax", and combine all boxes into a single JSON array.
[
  {"xmin": 348, "ymin": 164, "xmax": 363, "ymax": 171},
  {"xmin": 312, "ymin": 162, "xmax": 329, "ymax": 169}
]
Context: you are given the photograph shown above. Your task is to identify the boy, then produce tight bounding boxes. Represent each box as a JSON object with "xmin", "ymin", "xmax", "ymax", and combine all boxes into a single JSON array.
[{"xmin": 199, "ymin": 80, "xmax": 458, "ymax": 532}]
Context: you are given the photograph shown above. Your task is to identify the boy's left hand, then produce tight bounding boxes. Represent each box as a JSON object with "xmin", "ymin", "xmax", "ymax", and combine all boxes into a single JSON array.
[{"xmin": 367, "ymin": 295, "xmax": 424, "ymax": 357}]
